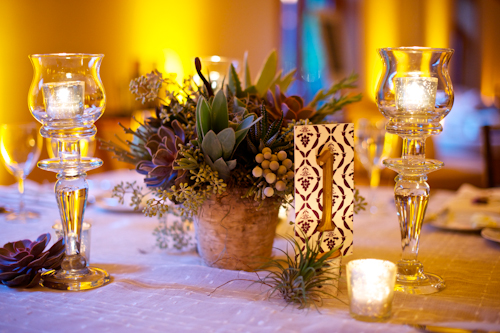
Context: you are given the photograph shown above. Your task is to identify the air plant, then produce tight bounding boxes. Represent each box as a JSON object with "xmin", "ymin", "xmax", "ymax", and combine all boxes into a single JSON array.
[{"xmin": 211, "ymin": 231, "xmax": 344, "ymax": 310}]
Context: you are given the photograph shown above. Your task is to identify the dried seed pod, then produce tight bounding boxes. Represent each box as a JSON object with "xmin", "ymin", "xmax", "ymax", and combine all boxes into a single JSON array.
[
  {"xmin": 261, "ymin": 160, "xmax": 270, "ymax": 169},
  {"xmin": 263, "ymin": 152, "xmax": 272, "ymax": 160},
  {"xmin": 275, "ymin": 180, "xmax": 286, "ymax": 191},
  {"xmin": 283, "ymin": 158, "xmax": 293, "ymax": 169},
  {"xmin": 264, "ymin": 187, "xmax": 274, "ymax": 197},
  {"xmin": 265, "ymin": 172, "xmax": 277, "ymax": 184},
  {"xmin": 262, "ymin": 147, "xmax": 272, "ymax": 154},
  {"xmin": 277, "ymin": 151, "xmax": 287, "ymax": 161},
  {"xmin": 277, "ymin": 165, "xmax": 287, "ymax": 175},
  {"xmin": 269, "ymin": 161, "xmax": 280, "ymax": 171},
  {"xmin": 252, "ymin": 166, "xmax": 263, "ymax": 178},
  {"xmin": 255, "ymin": 153, "xmax": 264, "ymax": 163}
]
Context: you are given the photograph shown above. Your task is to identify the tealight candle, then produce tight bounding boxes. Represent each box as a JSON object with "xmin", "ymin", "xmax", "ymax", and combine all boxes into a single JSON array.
[
  {"xmin": 42, "ymin": 81, "xmax": 85, "ymax": 119},
  {"xmin": 395, "ymin": 77, "xmax": 438, "ymax": 112},
  {"xmin": 347, "ymin": 259, "xmax": 397, "ymax": 321}
]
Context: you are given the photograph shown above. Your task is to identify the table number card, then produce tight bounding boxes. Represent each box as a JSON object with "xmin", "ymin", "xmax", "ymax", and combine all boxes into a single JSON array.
[{"xmin": 294, "ymin": 123, "xmax": 354, "ymax": 257}]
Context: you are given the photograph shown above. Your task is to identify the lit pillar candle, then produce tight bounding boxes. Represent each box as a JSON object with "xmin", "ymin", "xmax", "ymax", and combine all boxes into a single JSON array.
[
  {"xmin": 347, "ymin": 259, "xmax": 397, "ymax": 321},
  {"xmin": 395, "ymin": 77, "xmax": 438, "ymax": 112},
  {"xmin": 42, "ymin": 81, "xmax": 85, "ymax": 119}
]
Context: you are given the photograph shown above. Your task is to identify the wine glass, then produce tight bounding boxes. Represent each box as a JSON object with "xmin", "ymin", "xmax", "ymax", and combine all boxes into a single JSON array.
[
  {"xmin": 354, "ymin": 119, "xmax": 395, "ymax": 214},
  {"xmin": 0, "ymin": 123, "xmax": 43, "ymax": 221}
]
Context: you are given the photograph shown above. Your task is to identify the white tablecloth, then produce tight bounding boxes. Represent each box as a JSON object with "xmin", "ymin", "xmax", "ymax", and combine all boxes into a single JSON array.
[{"xmin": 1, "ymin": 170, "xmax": 499, "ymax": 333}]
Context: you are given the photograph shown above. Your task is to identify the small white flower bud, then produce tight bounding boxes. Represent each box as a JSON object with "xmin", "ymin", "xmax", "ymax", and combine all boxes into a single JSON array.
[
  {"xmin": 264, "ymin": 187, "xmax": 274, "ymax": 197},
  {"xmin": 265, "ymin": 172, "xmax": 277, "ymax": 184},
  {"xmin": 277, "ymin": 151, "xmax": 287, "ymax": 161},
  {"xmin": 252, "ymin": 166, "xmax": 263, "ymax": 178},
  {"xmin": 269, "ymin": 161, "xmax": 280, "ymax": 171}
]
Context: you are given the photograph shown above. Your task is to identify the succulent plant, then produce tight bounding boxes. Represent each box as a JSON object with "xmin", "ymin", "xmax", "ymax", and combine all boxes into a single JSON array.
[
  {"xmin": 265, "ymin": 85, "xmax": 315, "ymax": 121},
  {"xmin": 136, "ymin": 119, "xmax": 189, "ymax": 189},
  {"xmin": 196, "ymin": 90, "xmax": 259, "ymax": 180},
  {"xmin": 227, "ymin": 50, "xmax": 295, "ymax": 99},
  {"xmin": 0, "ymin": 233, "xmax": 65, "ymax": 288},
  {"xmin": 246, "ymin": 106, "xmax": 294, "ymax": 155}
]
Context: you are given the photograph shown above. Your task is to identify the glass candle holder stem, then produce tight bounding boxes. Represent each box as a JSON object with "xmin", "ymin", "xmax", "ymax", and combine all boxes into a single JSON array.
[
  {"xmin": 402, "ymin": 137, "xmax": 426, "ymax": 164},
  {"xmin": 56, "ymin": 173, "xmax": 88, "ymax": 274}
]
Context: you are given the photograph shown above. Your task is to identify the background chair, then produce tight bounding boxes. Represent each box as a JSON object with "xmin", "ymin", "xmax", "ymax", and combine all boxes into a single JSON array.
[{"xmin": 482, "ymin": 125, "xmax": 500, "ymax": 188}]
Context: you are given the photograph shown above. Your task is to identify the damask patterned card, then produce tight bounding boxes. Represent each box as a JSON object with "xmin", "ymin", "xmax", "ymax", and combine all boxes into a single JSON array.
[{"xmin": 294, "ymin": 123, "xmax": 354, "ymax": 257}]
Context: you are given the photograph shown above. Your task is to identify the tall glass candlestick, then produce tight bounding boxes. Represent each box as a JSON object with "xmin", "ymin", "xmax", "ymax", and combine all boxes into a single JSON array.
[
  {"xmin": 28, "ymin": 53, "xmax": 109, "ymax": 290},
  {"xmin": 376, "ymin": 47, "xmax": 454, "ymax": 294}
]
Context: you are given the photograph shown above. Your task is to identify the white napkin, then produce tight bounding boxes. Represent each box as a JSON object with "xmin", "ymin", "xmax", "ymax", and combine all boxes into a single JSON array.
[{"xmin": 436, "ymin": 184, "xmax": 500, "ymax": 228}]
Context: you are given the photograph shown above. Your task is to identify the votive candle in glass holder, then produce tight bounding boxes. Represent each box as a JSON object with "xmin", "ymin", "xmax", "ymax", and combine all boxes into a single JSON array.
[{"xmin": 347, "ymin": 259, "xmax": 397, "ymax": 321}]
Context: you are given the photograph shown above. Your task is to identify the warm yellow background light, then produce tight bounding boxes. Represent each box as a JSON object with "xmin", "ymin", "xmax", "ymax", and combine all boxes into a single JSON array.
[{"xmin": 0, "ymin": 0, "xmax": 279, "ymax": 185}]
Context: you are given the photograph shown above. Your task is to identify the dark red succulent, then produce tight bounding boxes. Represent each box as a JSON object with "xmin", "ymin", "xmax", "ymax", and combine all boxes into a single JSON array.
[
  {"xmin": 136, "ymin": 119, "xmax": 189, "ymax": 189},
  {"xmin": 265, "ymin": 85, "xmax": 315, "ymax": 121},
  {"xmin": 0, "ymin": 233, "xmax": 65, "ymax": 288}
]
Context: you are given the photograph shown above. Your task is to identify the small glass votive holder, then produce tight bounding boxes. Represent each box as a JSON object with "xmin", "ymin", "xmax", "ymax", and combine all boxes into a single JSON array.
[
  {"xmin": 52, "ymin": 222, "xmax": 91, "ymax": 266},
  {"xmin": 346, "ymin": 259, "xmax": 397, "ymax": 321}
]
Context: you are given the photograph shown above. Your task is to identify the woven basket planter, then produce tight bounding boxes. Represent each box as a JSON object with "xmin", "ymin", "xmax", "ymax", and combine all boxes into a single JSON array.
[{"xmin": 195, "ymin": 188, "xmax": 280, "ymax": 271}]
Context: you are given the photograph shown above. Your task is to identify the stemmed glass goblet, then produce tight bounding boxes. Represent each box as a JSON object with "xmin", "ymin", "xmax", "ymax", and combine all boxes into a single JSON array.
[
  {"xmin": 355, "ymin": 119, "xmax": 395, "ymax": 214},
  {"xmin": 0, "ymin": 123, "xmax": 42, "ymax": 221}
]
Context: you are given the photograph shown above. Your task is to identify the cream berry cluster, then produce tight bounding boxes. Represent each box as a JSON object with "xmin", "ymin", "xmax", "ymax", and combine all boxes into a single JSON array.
[{"xmin": 252, "ymin": 147, "xmax": 294, "ymax": 197}]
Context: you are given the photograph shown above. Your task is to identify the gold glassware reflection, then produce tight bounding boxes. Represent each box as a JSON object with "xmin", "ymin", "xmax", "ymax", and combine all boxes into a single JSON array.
[
  {"xmin": 0, "ymin": 123, "xmax": 42, "ymax": 221},
  {"xmin": 355, "ymin": 119, "xmax": 397, "ymax": 214}
]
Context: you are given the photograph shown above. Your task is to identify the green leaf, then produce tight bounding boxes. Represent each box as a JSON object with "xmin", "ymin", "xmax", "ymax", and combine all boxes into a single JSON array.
[
  {"xmin": 237, "ymin": 115, "xmax": 259, "ymax": 132},
  {"xmin": 243, "ymin": 85, "xmax": 258, "ymax": 95},
  {"xmin": 234, "ymin": 128, "xmax": 250, "ymax": 151},
  {"xmin": 270, "ymin": 69, "xmax": 282, "ymax": 91},
  {"xmin": 211, "ymin": 90, "xmax": 229, "ymax": 133},
  {"xmin": 255, "ymin": 50, "xmax": 277, "ymax": 96},
  {"xmin": 195, "ymin": 97, "xmax": 203, "ymax": 140},
  {"xmin": 278, "ymin": 69, "xmax": 296, "ymax": 92},
  {"xmin": 227, "ymin": 64, "xmax": 243, "ymax": 97},
  {"xmin": 217, "ymin": 128, "xmax": 236, "ymax": 160},
  {"xmin": 213, "ymin": 157, "xmax": 231, "ymax": 181},
  {"xmin": 199, "ymin": 97, "xmax": 212, "ymax": 138},
  {"xmin": 243, "ymin": 51, "xmax": 251, "ymax": 89},
  {"xmin": 226, "ymin": 159, "xmax": 237, "ymax": 170},
  {"xmin": 201, "ymin": 130, "xmax": 223, "ymax": 162}
]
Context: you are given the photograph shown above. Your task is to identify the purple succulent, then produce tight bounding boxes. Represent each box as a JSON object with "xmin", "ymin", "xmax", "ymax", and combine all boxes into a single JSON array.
[
  {"xmin": 266, "ymin": 85, "xmax": 315, "ymax": 121},
  {"xmin": 136, "ymin": 119, "xmax": 188, "ymax": 189},
  {"xmin": 0, "ymin": 233, "xmax": 65, "ymax": 288}
]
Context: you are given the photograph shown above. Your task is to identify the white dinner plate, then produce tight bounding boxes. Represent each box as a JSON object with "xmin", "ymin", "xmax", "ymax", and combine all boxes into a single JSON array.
[
  {"xmin": 425, "ymin": 210, "xmax": 483, "ymax": 231},
  {"xmin": 481, "ymin": 228, "xmax": 500, "ymax": 243}
]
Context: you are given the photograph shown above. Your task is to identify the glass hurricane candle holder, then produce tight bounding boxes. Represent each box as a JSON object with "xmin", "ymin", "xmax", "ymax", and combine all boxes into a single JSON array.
[
  {"xmin": 376, "ymin": 47, "xmax": 454, "ymax": 294},
  {"xmin": 28, "ymin": 53, "xmax": 109, "ymax": 290},
  {"xmin": 347, "ymin": 259, "xmax": 397, "ymax": 321}
]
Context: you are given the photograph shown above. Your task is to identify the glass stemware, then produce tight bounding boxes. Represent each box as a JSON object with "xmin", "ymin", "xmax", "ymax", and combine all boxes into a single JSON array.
[
  {"xmin": 355, "ymin": 119, "xmax": 395, "ymax": 214},
  {"xmin": 28, "ymin": 53, "xmax": 109, "ymax": 290},
  {"xmin": 376, "ymin": 47, "xmax": 454, "ymax": 294},
  {"xmin": 0, "ymin": 123, "xmax": 42, "ymax": 221}
]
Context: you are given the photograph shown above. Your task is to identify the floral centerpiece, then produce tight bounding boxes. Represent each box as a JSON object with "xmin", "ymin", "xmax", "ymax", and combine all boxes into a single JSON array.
[{"xmin": 102, "ymin": 51, "xmax": 362, "ymax": 269}]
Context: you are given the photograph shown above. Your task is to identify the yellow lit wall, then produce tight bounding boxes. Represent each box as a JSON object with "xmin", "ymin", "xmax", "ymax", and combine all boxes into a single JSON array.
[
  {"xmin": 0, "ymin": 0, "xmax": 279, "ymax": 185},
  {"xmin": 424, "ymin": 0, "xmax": 452, "ymax": 48},
  {"xmin": 362, "ymin": 0, "xmax": 399, "ymax": 102},
  {"xmin": 480, "ymin": 0, "xmax": 500, "ymax": 106}
]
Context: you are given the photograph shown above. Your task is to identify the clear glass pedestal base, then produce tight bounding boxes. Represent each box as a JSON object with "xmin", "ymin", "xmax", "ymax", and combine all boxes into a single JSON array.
[
  {"xmin": 40, "ymin": 267, "xmax": 110, "ymax": 291},
  {"xmin": 395, "ymin": 260, "xmax": 445, "ymax": 294},
  {"xmin": 395, "ymin": 272, "xmax": 445, "ymax": 294}
]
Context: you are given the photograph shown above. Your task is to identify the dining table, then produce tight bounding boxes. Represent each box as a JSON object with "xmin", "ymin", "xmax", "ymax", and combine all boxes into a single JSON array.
[{"xmin": 1, "ymin": 169, "xmax": 499, "ymax": 333}]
